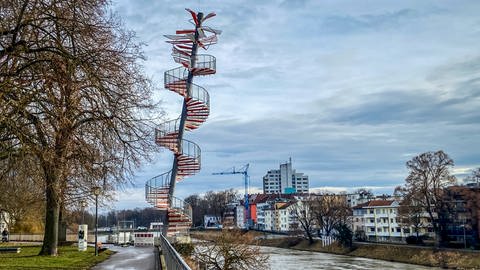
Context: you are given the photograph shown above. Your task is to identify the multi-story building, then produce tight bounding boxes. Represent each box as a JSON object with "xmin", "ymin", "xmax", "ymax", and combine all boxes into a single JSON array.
[
  {"xmin": 442, "ymin": 184, "xmax": 480, "ymax": 247},
  {"xmin": 353, "ymin": 199, "xmax": 433, "ymax": 242},
  {"xmin": 223, "ymin": 203, "xmax": 237, "ymax": 229},
  {"xmin": 264, "ymin": 201, "xmax": 299, "ymax": 232},
  {"xmin": 255, "ymin": 202, "xmax": 270, "ymax": 230},
  {"xmin": 346, "ymin": 191, "xmax": 374, "ymax": 207},
  {"xmin": 246, "ymin": 193, "xmax": 299, "ymax": 231},
  {"xmin": 235, "ymin": 204, "xmax": 246, "ymax": 229},
  {"xmin": 263, "ymin": 158, "xmax": 309, "ymax": 194},
  {"xmin": 353, "ymin": 200, "xmax": 401, "ymax": 242}
]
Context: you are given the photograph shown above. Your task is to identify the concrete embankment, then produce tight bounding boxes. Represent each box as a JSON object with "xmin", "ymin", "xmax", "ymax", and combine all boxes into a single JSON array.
[{"xmin": 191, "ymin": 231, "xmax": 480, "ymax": 269}]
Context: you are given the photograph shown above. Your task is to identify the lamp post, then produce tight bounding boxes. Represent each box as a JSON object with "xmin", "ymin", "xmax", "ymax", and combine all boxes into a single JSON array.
[{"xmin": 92, "ymin": 186, "xmax": 101, "ymax": 256}]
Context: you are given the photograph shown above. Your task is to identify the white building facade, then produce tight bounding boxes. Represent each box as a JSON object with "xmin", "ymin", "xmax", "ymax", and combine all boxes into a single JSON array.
[
  {"xmin": 352, "ymin": 200, "xmax": 433, "ymax": 242},
  {"xmin": 262, "ymin": 201, "xmax": 298, "ymax": 232},
  {"xmin": 263, "ymin": 158, "xmax": 309, "ymax": 194},
  {"xmin": 235, "ymin": 205, "xmax": 246, "ymax": 229}
]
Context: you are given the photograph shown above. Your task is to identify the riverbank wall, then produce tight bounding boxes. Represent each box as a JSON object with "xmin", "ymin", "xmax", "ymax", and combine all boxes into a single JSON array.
[{"xmin": 191, "ymin": 231, "xmax": 480, "ymax": 269}]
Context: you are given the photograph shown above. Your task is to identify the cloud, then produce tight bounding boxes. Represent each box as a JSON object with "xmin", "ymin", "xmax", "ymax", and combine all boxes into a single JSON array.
[{"xmin": 111, "ymin": 0, "xmax": 480, "ymax": 209}]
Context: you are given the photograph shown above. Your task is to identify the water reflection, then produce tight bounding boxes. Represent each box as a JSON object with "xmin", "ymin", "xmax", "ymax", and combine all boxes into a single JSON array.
[{"xmin": 262, "ymin": 246, "xmax": 439, "ymax": 270}]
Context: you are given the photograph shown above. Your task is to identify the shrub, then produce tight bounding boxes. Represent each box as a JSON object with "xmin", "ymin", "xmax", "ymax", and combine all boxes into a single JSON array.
[
  {"xmin": 173, "ymin": 242, "xmax": 194, "ymax": 257},
  {"xmin": 287, "ymin": 237, "xmax": 302, "ymax": 247},
  {"xmin": 354, "ymin": 230, "xmax": 367, "ymax": 242},
  {"xmin": 406, "ymin": 235, "xmax": 424, "ymax": 245},
  {"xmin": 335, "ymin": 224, "xmax": 353, "ymax": 248}
]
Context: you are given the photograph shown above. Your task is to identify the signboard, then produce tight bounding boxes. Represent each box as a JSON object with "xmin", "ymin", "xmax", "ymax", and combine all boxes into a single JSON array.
[{"xmin": 78, "ymin": 224, "xmax": 88, "ymax": 251}]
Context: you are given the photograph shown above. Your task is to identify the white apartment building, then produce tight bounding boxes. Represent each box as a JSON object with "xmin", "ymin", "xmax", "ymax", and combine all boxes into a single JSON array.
[
  {"xmin": 263, "ymin": 201, "xmax": 298, "ymax": 232},
  {"xmin": 235, "ymin": 205, "xmax": 246, "ymax": 229},
  {"xmin": 353, "ymin": 200, "xmax": 433, "ymax": 242},
  {"xmin": 255, "ymin": 202, "xmax": 270, "ymax": 230},
  {"xmin": 263, "ymin": 158, "xmax": 309, "ymax": 194},
  {"xmin": 353, "ymin": 200, "xmax": 402, "ymax": 242},
  {"xmin": 346, "ymin": 192, "xmax": 374, "ymax": 207}
]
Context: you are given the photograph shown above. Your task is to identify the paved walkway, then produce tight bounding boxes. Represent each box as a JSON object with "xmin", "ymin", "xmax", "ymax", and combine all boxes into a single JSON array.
[{"xmin": 91, "ymin": 245, "xmax": 157, "ymax": 270}]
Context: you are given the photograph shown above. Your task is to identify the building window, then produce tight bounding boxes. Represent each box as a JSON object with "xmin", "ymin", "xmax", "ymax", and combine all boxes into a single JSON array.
[
  {"xmin": 396, "ymin": 228, "xmax": 401, "ymax": 233},
  {"xmin": 370, "ymin": 227, "xmax": 375, "ymax": 232},
  {"xmin": 369, "ymin": 209, "xmax": 374, "ymax": 214}
]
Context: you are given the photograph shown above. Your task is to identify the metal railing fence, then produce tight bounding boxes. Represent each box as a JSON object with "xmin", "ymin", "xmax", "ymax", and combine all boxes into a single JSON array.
[{"xmin": 159, "ymin": 233, "xmax": 191, "ymax": 270}]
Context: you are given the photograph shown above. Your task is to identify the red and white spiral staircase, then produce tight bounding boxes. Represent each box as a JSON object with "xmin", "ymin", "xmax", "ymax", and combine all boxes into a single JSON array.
[{"xmin": 145, "ymin": 9, "xmax": 220, "ymax": 237}]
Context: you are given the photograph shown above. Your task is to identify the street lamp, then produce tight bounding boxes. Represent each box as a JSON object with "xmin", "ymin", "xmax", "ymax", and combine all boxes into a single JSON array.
[{"xmin": 92, "ymin": 186, "xmax": 101, "ymax": 256}]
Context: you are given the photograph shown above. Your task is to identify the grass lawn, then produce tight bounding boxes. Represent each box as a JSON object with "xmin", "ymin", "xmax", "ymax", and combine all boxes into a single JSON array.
[{"xmin": 0, "ymin": 244, "xmax": 113, "ymax": 269}]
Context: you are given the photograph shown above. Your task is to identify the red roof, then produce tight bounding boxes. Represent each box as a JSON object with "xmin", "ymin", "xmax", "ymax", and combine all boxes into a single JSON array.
[
  {"xmin": 249, "ymin": 193, "xmax": 295, "ymax": 204},
  {"xmin": 277, "ymin": 201, "xmax": 297, "ymax": 210},
  {"xmin": 353, "ymin": 200, "xmax": 395, "ymax": 209}
]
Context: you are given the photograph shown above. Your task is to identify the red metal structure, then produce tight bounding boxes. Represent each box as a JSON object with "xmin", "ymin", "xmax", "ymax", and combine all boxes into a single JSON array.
[{"xmin": 145, "ymin": 9, "xmax": 220, "ymax": 237}]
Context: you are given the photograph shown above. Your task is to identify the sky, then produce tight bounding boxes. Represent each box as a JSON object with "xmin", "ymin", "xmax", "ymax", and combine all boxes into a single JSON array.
[{"xmin": 106, "ymin": 0, "xmax": 480, "ymax": 210}]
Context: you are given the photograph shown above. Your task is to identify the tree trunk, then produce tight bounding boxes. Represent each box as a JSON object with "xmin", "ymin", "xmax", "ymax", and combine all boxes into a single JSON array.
[
  {"xmin": 58, "ymin": 204, "xmax": 67, "ymax": 243},
  {"xmin": 307, "ymin": 233, "xmax": 314, "ymax": 245},
  {"xmin": 39, "ymin": 169, "xmax": 60, "ymax": 256}
]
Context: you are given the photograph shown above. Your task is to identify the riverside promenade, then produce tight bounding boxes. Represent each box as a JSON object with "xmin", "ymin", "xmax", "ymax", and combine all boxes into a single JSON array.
[{"xmin": 91, "ymin": 245, "xmax": 157, "ymax": 270}]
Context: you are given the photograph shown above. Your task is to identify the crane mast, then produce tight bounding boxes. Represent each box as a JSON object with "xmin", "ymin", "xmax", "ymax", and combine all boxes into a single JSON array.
[{"xmin": 212, "ymin": 164, "xmax": 250, "ymax": 228}]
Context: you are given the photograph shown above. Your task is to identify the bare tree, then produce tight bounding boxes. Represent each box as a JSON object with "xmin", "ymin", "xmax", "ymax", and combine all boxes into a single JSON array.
[
  {"xmin": 193, "ymin": 229, "xmax": 269, "ymax": 270},
  {"xmin": 1, "ymin": 0, "xmax": 158, "ymax": 255},
  {"xmin": 293, "ymin": 198, "xmax": 316, "ymax": 244},
  {"xmin": 398, "ymin": 150, "xmax": 456, "ymax": 246},
  {"xmin": 354, "ymin": 188, "xmax": 374, "ymax": 200},
  {"xmin": 395, "ymin": 188, "xmax": 426, "ymax": 241},
  {"xmin": 0, "ymin": 156, "xmax": 44, "ymax": 232},
  {"xmin": 186, "ymin": 189, "xmax": 240, "ymax": 227},
  {"xmin": 185, "ymin": 194, "xmax": 204, "ymax": 227},
  {"xmin": 465, "ymin": 168, "xmax": 480, "ymax": 186},
  {"xmin": 311, "ymin": 194, "xmax": 351, "ymax": 237}
]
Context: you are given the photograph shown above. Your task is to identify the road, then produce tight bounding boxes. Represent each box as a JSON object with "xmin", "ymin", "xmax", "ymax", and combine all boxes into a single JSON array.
[{"xmin": 91, "ymin": 245, "xmax": 157, "ymax": 270}]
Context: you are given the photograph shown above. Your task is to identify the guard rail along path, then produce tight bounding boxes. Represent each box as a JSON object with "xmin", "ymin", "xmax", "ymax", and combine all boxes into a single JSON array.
[
  {"xmin": 159, "ymin": 233, "xmax": 192, "ymax": 270},
  {"xmin": 145, "ymin": 9, "xmax": 221, "ymax": 239}
]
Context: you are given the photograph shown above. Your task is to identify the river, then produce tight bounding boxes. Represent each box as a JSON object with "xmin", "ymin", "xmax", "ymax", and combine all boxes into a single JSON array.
[{"xmin": 261, "ymin": 246, "xmax": 439, "ymax": 270}]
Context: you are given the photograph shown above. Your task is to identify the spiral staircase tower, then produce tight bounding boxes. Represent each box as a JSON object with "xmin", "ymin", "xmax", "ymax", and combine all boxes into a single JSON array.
[{"xmin": 145, "ymin": 9, "xmax": 220, "ymax": 237}]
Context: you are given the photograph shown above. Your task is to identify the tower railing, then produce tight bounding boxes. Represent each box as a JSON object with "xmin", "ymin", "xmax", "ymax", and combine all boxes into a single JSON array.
[{"xmin": 145, "ymin": 9, "xmax": 220, "ymax": 238}]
